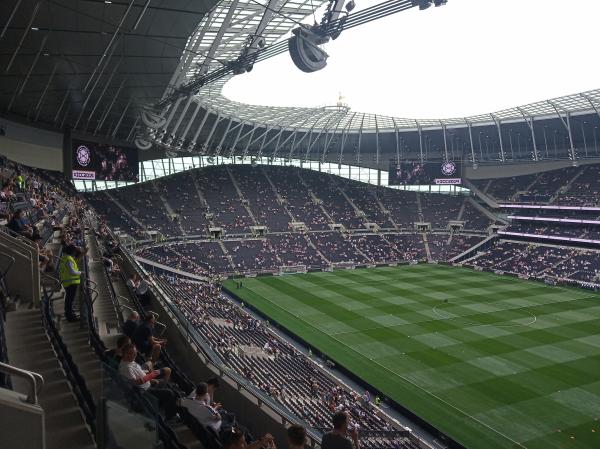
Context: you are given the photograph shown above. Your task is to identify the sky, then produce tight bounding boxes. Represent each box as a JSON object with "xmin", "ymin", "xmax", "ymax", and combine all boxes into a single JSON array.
[{"xmin": 222, "ymin": 0, "xmax": 600, "ymax": 119}]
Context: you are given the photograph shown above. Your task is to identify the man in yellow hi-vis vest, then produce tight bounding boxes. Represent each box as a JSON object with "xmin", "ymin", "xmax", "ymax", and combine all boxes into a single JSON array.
[{"xmin": 59, "ymin": 245, "xmax": 82, "ymax": 322}]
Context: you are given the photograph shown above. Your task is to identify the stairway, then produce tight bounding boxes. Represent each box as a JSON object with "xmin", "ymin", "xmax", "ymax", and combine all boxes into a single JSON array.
[
  {"xmin": 260, "ymin": 166, "xmax": 296, "ymax": 222},
  {"xmin": 152, "ymin": 182, "xmax": 186, "ymax": 236},
  {"xmin": 5, "ymin": 309, "xmax": 96, "ymax": 449},
  {"xmin": 415, "ymin": 193, "xmax": 424, "ymax": 222},
  {"xmin": 218, "ymin": 240, "xmax": 237, "ymax": 272},
  {"xmin": 461, "ymin": 178, "xmax": 499, "ymax": 209},
  {"xmin": 225, "ymin": 166, "xmax": 258, "ymax": 225},
  {"xmin": 549, "ymin": 166, "xmax": 586, "ymax": 204},
  {"xmin": 104, "ymin": 190, "xmax": 147, "ymax": 231},
  {"xmin": 370, "ymin": 190, "xmax": 399, "ymax": 230},
  {"xmin": 467, "ymin": 197, "xmax": 508, "ymax": 225},
  {"xmin": 422, "ymin": 233, "xmax": 432, "ymax": 261},
  {"xmin": 304, "ymin": 234, "xmax": 330, "ymax": 265},
  {"xmin": 296, "ymin": 172, "xmax": 334, "ymax": 224}
]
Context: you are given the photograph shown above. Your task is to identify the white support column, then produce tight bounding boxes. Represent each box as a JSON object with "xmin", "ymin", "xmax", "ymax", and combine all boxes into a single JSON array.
[
  {"xmin": 517, "ymin": 108, "xmax": 539, "ymax": 162},
  {"xmin": 440, "ymin": 120, "xmax": 449, "ymax": 161},
  {"xmin": 180, "ymin": 101, "xmax": 202, "ymax": 143},
  {"xmin": 203, "ymin": 114, "xmax": 222, "ymax": 151},
  {"xmin": 170, "ymin": 95, "xmax": 195, "ymax": 137},
  {"xmin": 465, "ymin": 119, "xmax": 476, "ymax": 166},
  {"xmin": 548, "ymin": 101, "xmax": 577, "ymax": 161},
  {"xmin": 416, "ymin": 120, "xmax": 424, "ymax": 163},
  {"xmin": 490, "ymin": 114, "xmax": 506, "ymax": 162},
  {"xmin": 191, "ymin": 108, "xmax": 212, "ymax": 146}
]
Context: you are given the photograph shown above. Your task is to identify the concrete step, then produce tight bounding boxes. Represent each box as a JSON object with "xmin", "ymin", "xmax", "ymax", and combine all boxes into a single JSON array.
[{"xmin": 5, "ymin": 310, "xmax": 96, "ymax": 449}]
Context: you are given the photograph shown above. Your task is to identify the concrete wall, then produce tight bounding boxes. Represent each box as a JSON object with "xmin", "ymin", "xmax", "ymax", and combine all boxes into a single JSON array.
[{"xmin": 0, "ymin": 118, "xmax": 63, "ymax": 171}]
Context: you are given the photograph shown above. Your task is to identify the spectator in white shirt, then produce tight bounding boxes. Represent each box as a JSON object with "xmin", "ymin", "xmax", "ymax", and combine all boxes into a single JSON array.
[
  {"xmin": 179, "ymin": 382, "xmax": 222, "ymax": 432},
  {"xmin": 119, "ymin": 343, "xmax": 178, "ymax": 420}
]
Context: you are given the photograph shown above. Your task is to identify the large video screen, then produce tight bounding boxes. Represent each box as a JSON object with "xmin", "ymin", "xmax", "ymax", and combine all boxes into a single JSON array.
[
  {"xmin": 72, "ymin": 139, "xmax": 139, "ymax": 182},
  {"xmin": 388, "ymin": 160, "xmax": 462, "ymax": 186}
]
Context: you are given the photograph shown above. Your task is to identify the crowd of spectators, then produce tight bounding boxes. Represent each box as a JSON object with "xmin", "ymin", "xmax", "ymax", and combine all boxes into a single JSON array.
[
  {"xmin": 156, "ymin": 274, "xmax": 409, "ymax": 449},
  {"xmin": 470, "ymin": 241, "xmax": 600, "ymax": 283},
  {"xmin": 428, "ymin": 234, "xmax": 484, "ymax": 261},
  {"xmin": 473, "ymin": 163, "xmax": 600, "ymax": 206}
]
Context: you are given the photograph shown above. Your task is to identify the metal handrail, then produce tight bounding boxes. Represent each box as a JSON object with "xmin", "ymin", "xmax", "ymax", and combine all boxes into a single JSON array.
[
  {"xmin": 0, "ymin": 361, "xmax": 44, "ymax": 404},
  {"xmin": 86, "ymin": 286, "xmax": 99, "ymax": 305},
  {"xmin": 0, "ymin": 253, "xmax": 15, "ymax": 279},
  {"xmin": 85, "ymin": 278, "xmax": 98, "ymax": 288},
  {"xmin": 116, "ymin": 294, "xmax": 131, "ymax": 304}
]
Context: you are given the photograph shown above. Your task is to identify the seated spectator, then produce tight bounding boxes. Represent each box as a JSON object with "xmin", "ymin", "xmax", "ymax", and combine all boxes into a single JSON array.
[
  {"xmin": 103, "ymin": 252, "xmax": 121, "ymax": 276},
  {"xmin": 322, "ymin": 411, "xmax": 359, "ymax": 449},
  {"xmin": 105, "ymin": 335, "xmax": 131, "ymax": 370},
  {"xmin": 119, "ymin": 343, "xmax": 178, "ymax": 420},
  {"xmin": 221, "ymin": 428, "xmax": 275, "ymax": 449},
  {"xmin": 127, "ymin": 274, "xmax": 152, "ymax": 306},
  {"xmin": 287, "ymin": 424, "xmax": 307, "ymax": 449},
  {"xmin": 122, "ymin": 311, "xmax": 140, "ymax": 339},
  {"xmin": 7, "ymin": 209, "xmax": 37, "ymax": 239},
  {"xmin": 33, "ymin": 236, "xmax": 54, "ymax": 272},
  {"xmin": 132, "ymin": 312, "xmax": 166, "ymax": 362},
  {"xmin": 178, "ymin": 382, "xmax": 223, "ymax": 433},
  {"xmin": 206, "ymin": 377, "xmax": 220, "ymax": 406}
]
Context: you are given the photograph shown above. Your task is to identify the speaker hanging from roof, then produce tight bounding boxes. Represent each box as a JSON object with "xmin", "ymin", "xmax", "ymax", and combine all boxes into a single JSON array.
[{"xmin": 288, "ymin": 26, "xmax": 329, "ymax": 73}]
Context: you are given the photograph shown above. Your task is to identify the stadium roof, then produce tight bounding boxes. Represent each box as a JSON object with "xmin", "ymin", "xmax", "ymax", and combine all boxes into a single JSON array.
[
  {"xmin": 0, "ymin": 0, "xmax": 215, "ymax": 141},
  {"xmin": 159, "ymin": 0, "xmax": 600, "ymax": 133}
]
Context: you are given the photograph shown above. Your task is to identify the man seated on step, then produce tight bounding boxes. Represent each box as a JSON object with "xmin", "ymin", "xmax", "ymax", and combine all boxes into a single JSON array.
[
  {"xmin": 119, "ymin": 343, "xmax": 178, "ymax": 420},
  {"xmin": 321, "ymin": 411, "xmax": 360, "ymax": 449},
  {"xmin": 105, "ymin": 335, "xmax": 131, "ymax": 370},
  {"xmin": 132, "ymin": 312, "xmax": 166, "ymax": 363},
  {"xmin": 123, "ymin": 311, "xmax": 140, "ymax": 339},
  {"xmin": 287, "ymin": 424, "xmax": 307, "ymax": 449},
  {"xmin": 178, "ymin": 382, "xmax": 223, "ymax": 433}
]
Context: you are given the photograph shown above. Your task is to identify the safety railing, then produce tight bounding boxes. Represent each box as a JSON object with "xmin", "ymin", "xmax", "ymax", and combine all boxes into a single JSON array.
[{"xmin": 0, "ymin": 361, "xmax": 44, "ymax": 404}]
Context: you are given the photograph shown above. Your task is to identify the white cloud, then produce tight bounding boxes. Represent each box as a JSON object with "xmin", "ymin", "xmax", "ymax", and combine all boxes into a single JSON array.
[{"xmin": 223, "ymin": 0, "xmax": 600, "ymax": 119}]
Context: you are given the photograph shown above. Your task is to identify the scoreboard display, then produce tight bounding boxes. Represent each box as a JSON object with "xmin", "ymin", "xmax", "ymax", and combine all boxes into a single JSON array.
[
  {"xmin": 71, "ymin": 139, "xmax": 139, "ymax": 182},
  {"xmin": 388, "ymin": 160, "xmax": 462, "ymax": 186}
]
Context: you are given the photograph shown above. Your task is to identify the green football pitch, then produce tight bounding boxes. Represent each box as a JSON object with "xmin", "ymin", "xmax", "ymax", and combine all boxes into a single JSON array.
[{"xmin": 223, "ymin": 264, "xmax": 600, "ymax": 449}]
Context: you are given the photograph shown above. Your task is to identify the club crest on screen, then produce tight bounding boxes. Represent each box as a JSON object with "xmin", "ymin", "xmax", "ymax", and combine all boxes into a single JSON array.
[
  {"xmin": 441, "ymin": 161, "xmax": 456, "ymax": 176},
  {"xmin": 76, "ymin": 145, "xmax": 91, "ymax": 167}
]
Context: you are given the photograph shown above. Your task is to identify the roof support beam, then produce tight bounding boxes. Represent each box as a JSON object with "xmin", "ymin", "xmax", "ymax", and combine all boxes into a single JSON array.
[
  {"xmin": 33, "ymin": 63, "xmax": 57, "ymax": 121},
  {"xmin": 18, "ymin": 33, "xmax": 48, "ymax": 97},
  {"xmin": 548, "ymin": 101, "xmax": 577, "ymax": 161},
  {"xmin": 517, "ymin": 107, "xmax": 539, "ymax": 162},
  {"xmin": 83, "ymin": 0, "xmax": 134, "ymax": 92},
  {"xmin": 228, "ymin": 120, "xmax": 247, "ymax": 156},
  {"xmin": 111, "ymin": 96, "xmax": 132, "ymax": 138},
  {"xmin": 465, "ymin": 119, "xmax": 476, "ymax": 166},
  {"xmin": 440, "ymin": 121, "xmax": 449, "ymax": 161},
  {"xmin": 180, "ymin": 100, "xmax": 202, "ymax": 143},
  {"xmin": 580, "ymin": 93, "xmax": 600, "ymax": 121},
  {"xmin": 339, "ymin": 112, "xmax": 357, "ymax": 166},
  {"xmin": 95, "ymin": 77, "xmax": 125, "ymax": 135},
  {"xmin": 215, "ymin": 118, "xmax": 233, "ymax": 154},
  {"xmin": 416, "ymin": 121, "xmax": 424, "ymax": 163},
  {"xmin": 170, "ymin": 95, "xmax": 195, "ymax": 137},
  {"xmin": 190, "ymin": 109, "xmax": 211, "ymax": 145},
  {"xmin": 198, "ymin": 0, "xmax": 240, "ymax": 76},
  {"xmin": 6, "ymin": 1, "xmax": 41, "ymax": 72},
  {"xmin": 490, "ymin": 114, "xmax": 506, "ymax": 163},
  {"xmin": 204, "ymin": 114, "xmax": 224, "ymax": 151},
  {"xmin": 1, "ymin": 0, "xmax": 23, "ymax": 40}
]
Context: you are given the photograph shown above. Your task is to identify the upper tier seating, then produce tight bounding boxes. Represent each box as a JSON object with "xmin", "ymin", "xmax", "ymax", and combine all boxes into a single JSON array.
[{"xmin": 470, "ymin": 163, "xmax": 600, "ymax": 206}]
